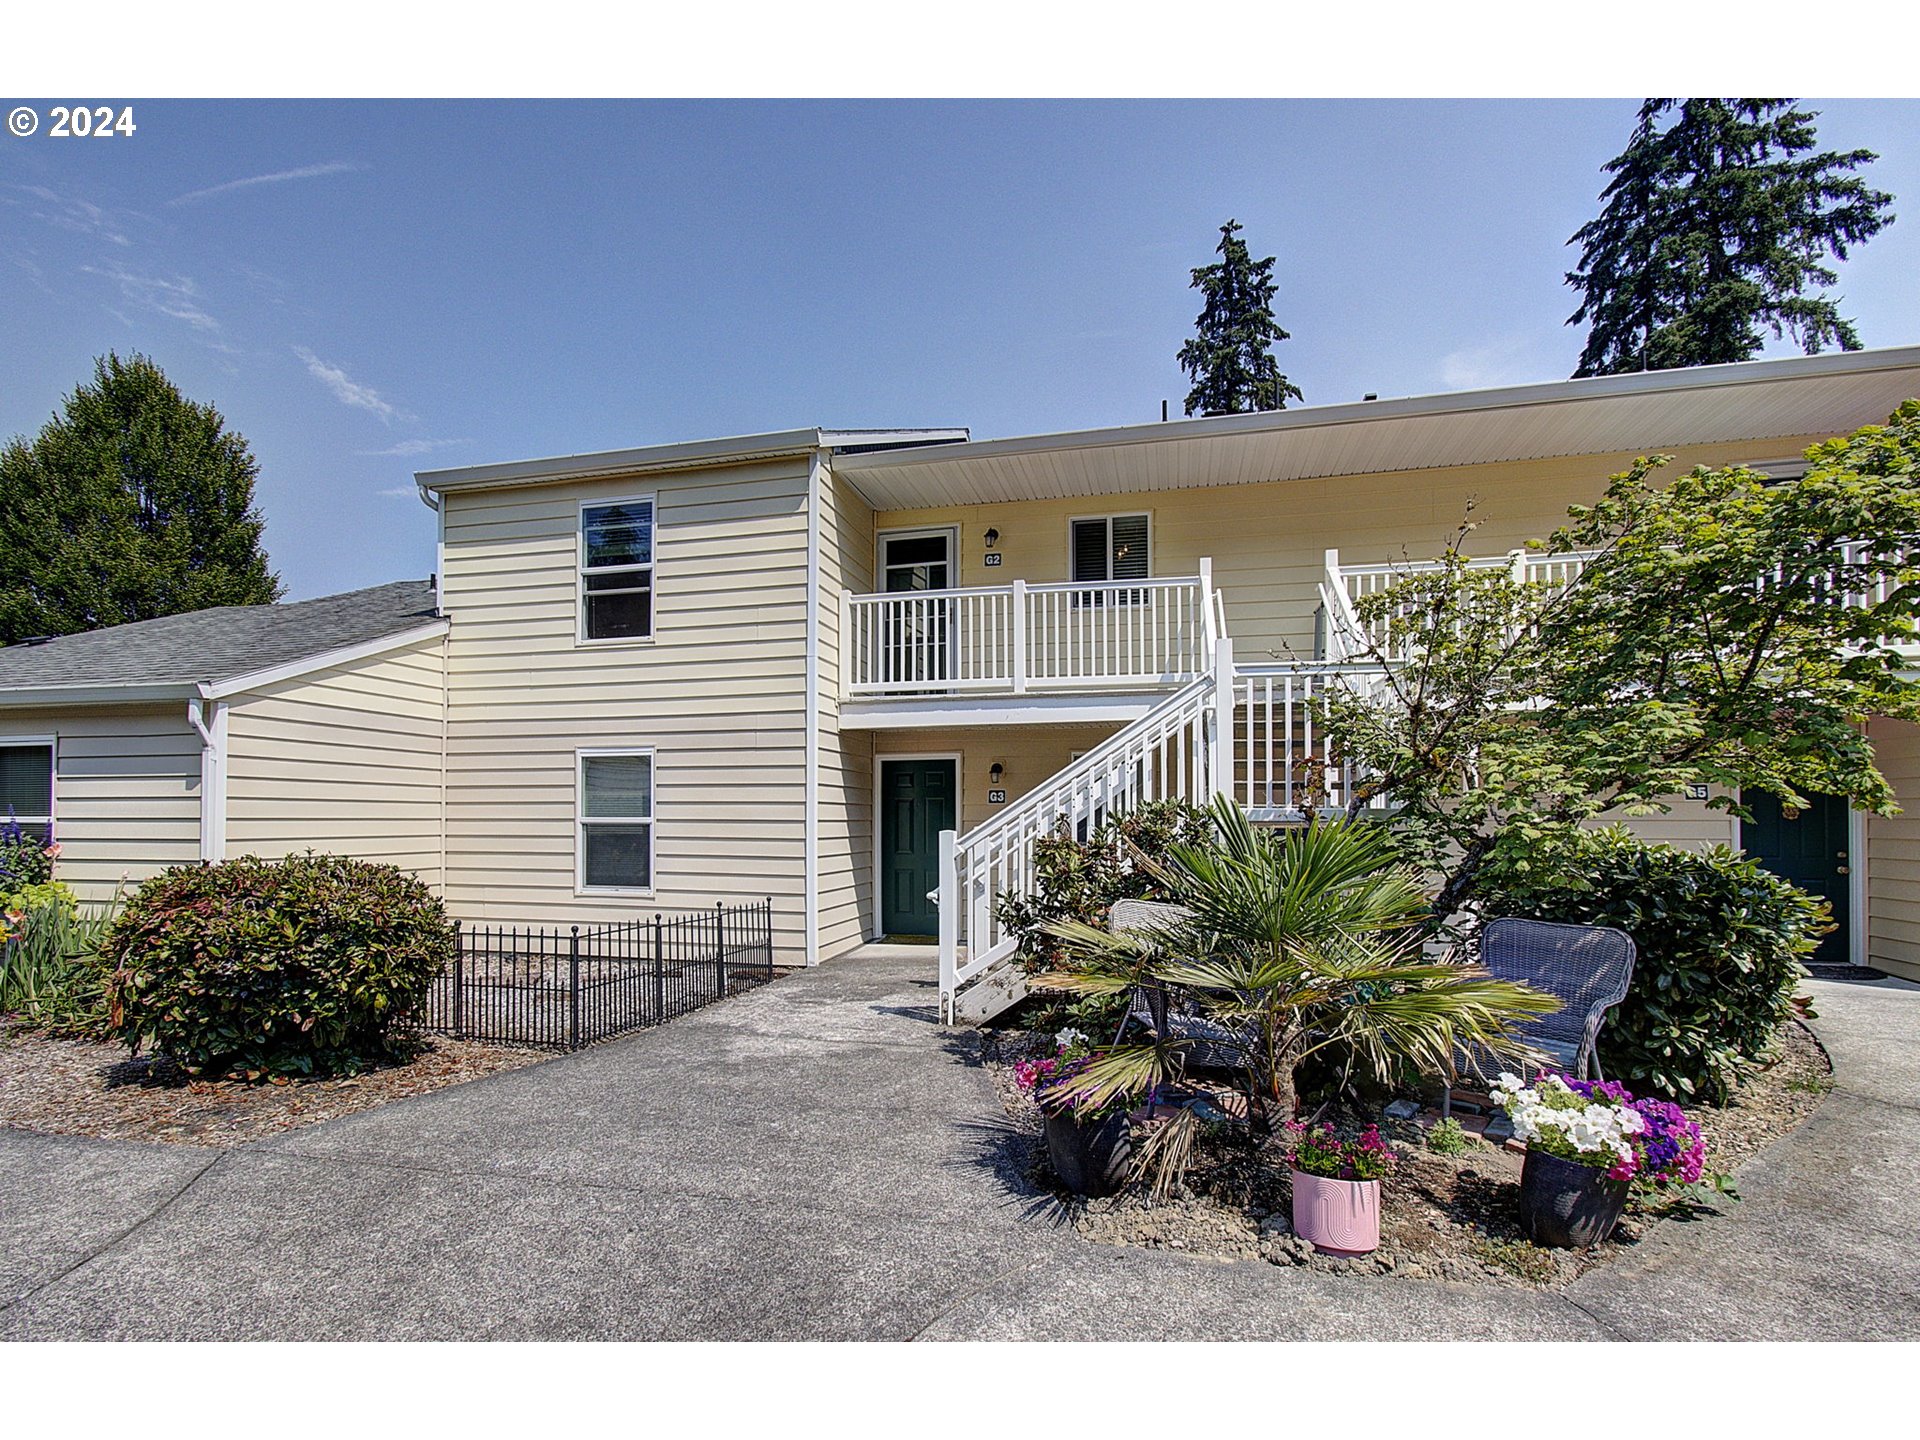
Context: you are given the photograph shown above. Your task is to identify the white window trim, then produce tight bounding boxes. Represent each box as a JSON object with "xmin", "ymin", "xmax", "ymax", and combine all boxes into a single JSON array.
[
  {"xmin": 577, "ymin": 494, "xmax": 658, "ymax": 648},
  {"xmin": 0, "ymin": 732, "xmax": 57, "ymax": 838},
  {"xmin": 1067, "ymin": 511, "xmax": 1154, "ymax": 585},
  {"xmin": 575, "ymin": 746, "xmax": 657, "ymax": 897},
  {"xmin": 874, "ymin": 525, "xmax": 961, "ymax": 592}
]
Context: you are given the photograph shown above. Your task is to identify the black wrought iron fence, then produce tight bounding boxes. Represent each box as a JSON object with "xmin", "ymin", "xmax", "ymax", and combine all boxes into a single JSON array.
[{"xmin": 426, "ymin": 899, "xmax": 776, "ymax": 1050}]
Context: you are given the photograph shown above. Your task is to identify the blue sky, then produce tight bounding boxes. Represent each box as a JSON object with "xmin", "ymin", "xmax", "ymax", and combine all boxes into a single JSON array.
[{"xmin": 4, "ymin": 99, "xmax": 1917, "ymax": 601}]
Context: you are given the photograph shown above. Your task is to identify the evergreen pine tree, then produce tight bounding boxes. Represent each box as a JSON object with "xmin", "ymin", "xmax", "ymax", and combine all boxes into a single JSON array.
[
  {"xmin": 1177, "ymin": 219, "xmax": 1302, "ymax": 416},
  {"xmin": 0, "ymin": 353, "xmax": 283, "ymax": 644},
  {"xmin": 1567, "ymin": 99, "xmax": 1895, "ymax": 377}
]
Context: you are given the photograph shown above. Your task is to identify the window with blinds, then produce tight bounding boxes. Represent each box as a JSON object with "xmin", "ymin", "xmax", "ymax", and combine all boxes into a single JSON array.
[
  {"xmin": 0, "ymin": 742, "xmax": 53, "ymax": 843},
  {"xmin": 578, "ymin": 749, "xmax": 654, "ymax": 892},
  {"xmin": 1070, "ymin": 514, "xmax": 1150, "ymax": 605}
]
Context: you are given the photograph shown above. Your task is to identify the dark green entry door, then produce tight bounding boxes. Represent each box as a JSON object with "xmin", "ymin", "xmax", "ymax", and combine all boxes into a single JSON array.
[
  {"xmin": 1742, "ymin": 791, "xmax": 1851, "ymax": 964},
  {"xmin": 881, "ymin": 759, "xmax": 956, "ymax": 936}
]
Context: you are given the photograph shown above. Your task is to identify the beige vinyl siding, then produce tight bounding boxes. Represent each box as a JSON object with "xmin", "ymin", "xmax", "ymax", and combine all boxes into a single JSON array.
[
  {"xmin": 3, "ymin": 704, "xmax": 203, "ymax": 900},
  {"xmin": 223, "ymin": 635, "xmax": 447, "ymax": 882},
  {"xmin": 867, "ymin": 437, "xmax": 1836, "ymax": 664},
  {"xmin": 815, "ymin": 465, "xmax": 877, "ymax": 956},
  {"xmin": 1866, "ymin": 717, "xmax": 1920, "ymax": 982},
  {"xmin": 1611, "ymin": 790, "xmax": 1740, "ymax": 852},
  {"xmin": 440, "ymin": 456, "xmax": 812, "ymax": 961}
]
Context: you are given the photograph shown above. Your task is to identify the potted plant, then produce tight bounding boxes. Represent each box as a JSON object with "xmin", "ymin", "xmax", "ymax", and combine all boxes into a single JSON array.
[
  {"xmin": 1284, "ymin": 1122, "xmax": 1396, "ymax": 1256},
  {"xmin": 1016, "ymin": 1028, "xmax": 1134, "ymax": 1197},
  {"xmin": 1494, "ymin": 1071, "xmax": 1712, "ymax": 1248}
]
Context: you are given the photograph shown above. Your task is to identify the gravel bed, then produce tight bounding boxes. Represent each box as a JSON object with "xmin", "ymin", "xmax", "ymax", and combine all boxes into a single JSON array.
[
  {"xmin": 982, "ymin": 1018, "xmax": 1831, "ymax": 1287},
  {"xmin": 0, "ymin": 1021, "xmax": 551, "ymax": 1147}
]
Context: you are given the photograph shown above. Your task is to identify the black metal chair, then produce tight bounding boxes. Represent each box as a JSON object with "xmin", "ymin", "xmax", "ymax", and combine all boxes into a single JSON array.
[
  {"xmin": 1443, "ymin": 916, "xmax": 1637, "ymax": 1116},
  {"xmin": 1108, "ymin": 899, "xmax": 1254, "ymax": 1069}
]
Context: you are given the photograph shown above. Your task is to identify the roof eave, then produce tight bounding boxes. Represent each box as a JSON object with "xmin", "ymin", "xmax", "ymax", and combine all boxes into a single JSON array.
[
  {"xmin": 833, "ymin": 344, "xmax": 1920, "ymax": 476},
  {"xmin": 415, "ymin": 427, "xmax": 971, "ymax": 497},
  {"xmin": 0, "ymin": 682, "xmax": 202, "ymax": 709}
]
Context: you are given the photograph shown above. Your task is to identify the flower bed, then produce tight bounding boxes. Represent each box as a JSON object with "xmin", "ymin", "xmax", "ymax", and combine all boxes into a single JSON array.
[{"xmin": 980, "ymin": 1019, "xmax": 1829, "ymax": 1287}]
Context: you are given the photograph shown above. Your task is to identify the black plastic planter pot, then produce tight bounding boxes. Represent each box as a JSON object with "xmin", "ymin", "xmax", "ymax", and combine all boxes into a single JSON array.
[
  {"xmin": 1044, "ymin": 1110, "xmax": 1132, "ymax": 1197},
  {"xmin": 1519, "ymin": 1148, "xmax": 1630, "ymax": 1249}
]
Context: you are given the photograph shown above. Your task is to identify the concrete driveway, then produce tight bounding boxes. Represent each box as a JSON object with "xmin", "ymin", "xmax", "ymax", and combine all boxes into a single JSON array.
[{"xmin": 2, "ymin": 949, "xmax": 1914, "ymax": 1340}]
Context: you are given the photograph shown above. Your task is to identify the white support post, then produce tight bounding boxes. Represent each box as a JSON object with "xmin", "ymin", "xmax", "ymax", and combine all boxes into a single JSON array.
[
  {"xmin": 838, "ymin": 588, "xmax": 853, "ymax": 697},
  {"xmin": 187, "ymin": 695, "xmax": 228, "ymax": 863},
  {"xmin": 1208, "ymin": 635, "xmax": 1236, "ymax": 803},
  {"xmin": 1509, "ymin": 548, "xmax": 1529, "ymax": 585},
  {"xmin": 1010, "ymin": 579, "xmax": 1028, "ymax": 694},
  {"xmin": 1198, "ymin": 557, "xmax": 1217, "ymax": 669},
  {"xmin": 937, "ymin": 829, "xmax": 960, "ymax": 1022}
]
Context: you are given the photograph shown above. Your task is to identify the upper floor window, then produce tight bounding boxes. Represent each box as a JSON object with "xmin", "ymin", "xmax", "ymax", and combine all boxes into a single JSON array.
[
  {"xmin": 1071, "ymin": 513, "xmax": 1150, "ymax": 604},
  {"xmin": 0, "ymin": 740, "xmax": 54, "ymax": 843},
  {"xmin": 581, "ymin": 498, "xmax": 655, "ymax": 642}
]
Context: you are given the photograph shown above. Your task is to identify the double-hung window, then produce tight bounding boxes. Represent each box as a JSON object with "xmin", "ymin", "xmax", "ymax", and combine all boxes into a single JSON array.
[
  {"xmin": 0, "ymin": 740, "xmax": 54, "ymax": 843},
  {"xmin": 578, "ymin": 749, "xmax": 654, "ymax": 893},
  {"xmin": 1071, "ymin": 513, "xmax": 1151, "ymax": 605},
  {"xmin": 580, "ymin": 498, "xmax": 655, "ymax": 642}
]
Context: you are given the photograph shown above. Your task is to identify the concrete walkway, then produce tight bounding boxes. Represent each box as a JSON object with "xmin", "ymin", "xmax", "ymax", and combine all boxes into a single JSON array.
[{"xmin": 2, "ymin": 949, "xmax": 1915, "ymax": 1340}]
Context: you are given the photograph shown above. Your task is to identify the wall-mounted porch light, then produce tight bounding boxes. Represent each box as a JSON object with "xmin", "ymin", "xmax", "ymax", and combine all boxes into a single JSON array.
[{"xmin": 984, "ymin": 528, "xmax": 1000, "ymax": 549}]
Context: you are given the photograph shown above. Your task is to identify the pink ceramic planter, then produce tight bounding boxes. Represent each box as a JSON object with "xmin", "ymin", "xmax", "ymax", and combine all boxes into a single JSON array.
[{"xmin": 1290, "ymin": 1170, "xmax": 1383, "ymax": 1256}]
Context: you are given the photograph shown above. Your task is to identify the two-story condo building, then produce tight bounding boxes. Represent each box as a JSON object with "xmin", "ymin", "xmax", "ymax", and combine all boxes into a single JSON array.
[{"xmin": 6, "ymin": 346, "xmax": 1919, "ymax": 1016}]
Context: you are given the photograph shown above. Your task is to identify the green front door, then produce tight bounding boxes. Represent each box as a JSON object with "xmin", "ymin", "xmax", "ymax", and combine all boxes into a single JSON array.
[
  {"xmin": 881, "ymin": 759, "xmax": 956, "ymax": 937},
  {"xmin": 1742, "ymin": 791, "xmax": 1852, "ymax": 964}
]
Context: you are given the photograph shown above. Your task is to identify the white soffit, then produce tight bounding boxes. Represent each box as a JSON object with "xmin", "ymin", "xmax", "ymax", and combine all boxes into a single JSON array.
[{"xmin": 833, "ymin": 348, "xmax": 1920, "ymax": 511}]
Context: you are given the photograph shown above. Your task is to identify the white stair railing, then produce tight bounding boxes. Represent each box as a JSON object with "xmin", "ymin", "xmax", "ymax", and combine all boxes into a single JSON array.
[
  {"xmin": 1232, "ymin": 663, "xmax": 1392, "ymax": 820},
  {"xmin": 936, "ymin": 666, "xmax": 1227, "ymax": 1021}
]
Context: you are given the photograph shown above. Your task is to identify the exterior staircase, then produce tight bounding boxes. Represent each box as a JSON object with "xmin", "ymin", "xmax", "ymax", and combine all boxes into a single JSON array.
[{"xmin": 937, "ymin": 555, "xmax": 1387, "ymax": 1022}]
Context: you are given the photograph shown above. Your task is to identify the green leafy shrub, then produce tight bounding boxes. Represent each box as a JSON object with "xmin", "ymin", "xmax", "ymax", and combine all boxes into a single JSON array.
[
  {"xmin": 103, "ymin": 853, "xmax": 452, "ymax": 1078},
  {"xmin": 994, "ymin": 801, "xmax": 1215, "ymax": 976},
  {"xmin": 1425, "ymin": 1116, "xmax": 1476, "ymax": 1155},
  {"xmin": 1475, "ymin": 826, "xmax": 1822, "ymax": 1104}
]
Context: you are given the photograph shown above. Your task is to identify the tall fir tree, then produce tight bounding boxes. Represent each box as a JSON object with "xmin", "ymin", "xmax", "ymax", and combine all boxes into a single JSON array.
[
  {"xmin": 1177, "ymin": 219, "xmax": 1302, "ymax": 416},
  {"xmin": 1567, "ymin": 99, "xmax": 1895, "ymax": 377},
  {"xmin": 0, "ymin": 353, "xmax": 282, "ymax": 644}
]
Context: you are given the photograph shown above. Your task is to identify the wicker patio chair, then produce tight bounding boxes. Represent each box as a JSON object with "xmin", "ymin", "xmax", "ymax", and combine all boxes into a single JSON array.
[
  {"xmin": 1107, "ymin": 898, "xmax": 1253, "ymax": 1070},
  {"xmin": 1443, "ymin": 916, "xmax": 1637, "ymax": 1117}
]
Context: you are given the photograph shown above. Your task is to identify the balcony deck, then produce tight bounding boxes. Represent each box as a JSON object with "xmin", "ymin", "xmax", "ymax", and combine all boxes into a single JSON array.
[{"xmin": 839, "ymin": 573, "xmax": 1219, "ymax": 725}]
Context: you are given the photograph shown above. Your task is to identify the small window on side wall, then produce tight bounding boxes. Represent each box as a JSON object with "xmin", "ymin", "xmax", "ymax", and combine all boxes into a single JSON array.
[
  {"xmin": 581, "ymin": 499, "xmax": 655, "ymax": 642},
  {"xmin": 0, "ymin": 742, "xmax": 53, "ymax": 843},
  {"xmin": 579, "ymin": 749, "xmax": 654, "ymax": 892}
]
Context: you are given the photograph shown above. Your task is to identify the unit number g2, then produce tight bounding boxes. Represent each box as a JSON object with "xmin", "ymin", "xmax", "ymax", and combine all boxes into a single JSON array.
[{"xmin": 49, "ymin": 106, "xmax": 138, "ymax": 137}]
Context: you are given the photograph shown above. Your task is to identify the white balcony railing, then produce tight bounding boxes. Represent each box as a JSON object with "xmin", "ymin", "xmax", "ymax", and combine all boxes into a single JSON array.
[
  {"xmin": 842, "ymin": 567, "xmax": 1216, "ymax": 698},
  {"xmin": 1320, "ymin": 547, "xmax": 1601, "ymax": 662},
  {"xmin": 1322, "ymin": 541, "xmax": 1908, "ymax": 663}
]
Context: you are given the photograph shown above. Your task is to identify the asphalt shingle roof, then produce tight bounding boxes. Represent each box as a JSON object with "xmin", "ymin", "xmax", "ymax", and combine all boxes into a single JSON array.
[{"xmin": 0, "ymin": 580, "xmax": 440, "ymax": 696}]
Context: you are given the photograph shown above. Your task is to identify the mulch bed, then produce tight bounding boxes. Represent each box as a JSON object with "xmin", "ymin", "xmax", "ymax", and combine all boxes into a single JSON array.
[
  {"xmin": 0, "ymin": 1021, "xmax": 552, "ymax": 1148},
  {"xmin": 982, "ymin": 1019, "xmax": 1831, "ymax": 1287}
]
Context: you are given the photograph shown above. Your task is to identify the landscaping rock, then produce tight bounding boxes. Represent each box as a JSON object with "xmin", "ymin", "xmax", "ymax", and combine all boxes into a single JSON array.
[{"xmin": 1383, "ymin": 1099, "xmax": 1421, "ymax": 1120}]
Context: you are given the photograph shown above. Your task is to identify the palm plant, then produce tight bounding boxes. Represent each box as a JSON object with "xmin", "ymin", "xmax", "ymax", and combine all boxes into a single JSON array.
[{"xmin": 1035, "ymin": 798, "xmax": 1558, "ymax": 1128}]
